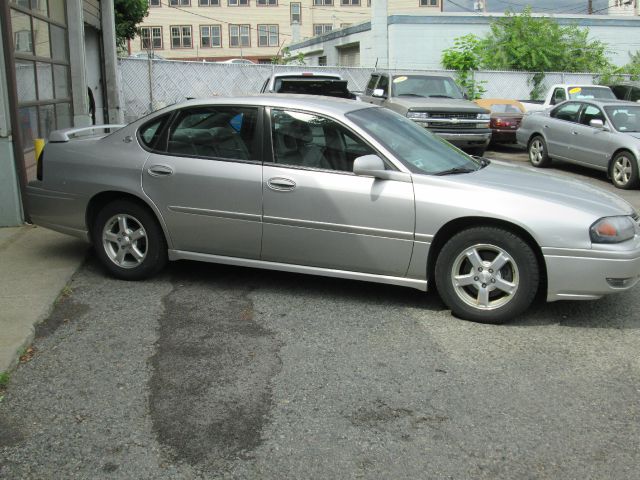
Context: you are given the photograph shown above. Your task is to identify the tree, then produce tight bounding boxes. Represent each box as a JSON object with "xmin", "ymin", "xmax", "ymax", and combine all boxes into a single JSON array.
[
  {"xmin": 479, "ymin": 8, "xmax": 613, "ymax": 98},
  {"xmin": 441, "ymin": 34, "xmax": 486, "ymax": 99},
  {"xmin": 114, "ymin": 0, "xmax": 149, "ymax": 49},
  {"xmin": 271, "ymin": 47, "xmax": 306, "ymax": 65}
]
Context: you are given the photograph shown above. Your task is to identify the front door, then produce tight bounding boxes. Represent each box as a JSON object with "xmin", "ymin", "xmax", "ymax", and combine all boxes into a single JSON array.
[
  {"xmin": 261, "ymin": 108, "xmax": 415, "ymax": 277},
  {"xmin": 141, "ymin": 105, "xmax": 263, "ymax": 258}
]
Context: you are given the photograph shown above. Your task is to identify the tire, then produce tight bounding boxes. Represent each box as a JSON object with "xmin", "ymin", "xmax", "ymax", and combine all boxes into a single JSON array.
[
  {"xmin": 610, "ymin": 150, "xmax": 639, "ymax": 190},
  {"xmin": 434, "ymin": 227, "xmax": 539, "ymax": 324},
  {"xmin": 528, "ymin": 135, "xmax": 551, "ymax": 168},
  {"xmin": 92, "ymin": 199, "xmax": 167, "ymax": 280}
]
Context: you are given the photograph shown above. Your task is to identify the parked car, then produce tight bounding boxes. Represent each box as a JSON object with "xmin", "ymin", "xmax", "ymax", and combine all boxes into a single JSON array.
[
  {"xmin": 27, "ymin": 96, "xmax": 640, "ymax": 323},
  {"xmin": 216, "ymin": 58, "xmax": 256, "ymax": 64},
  {"xmin": 475, "ymin": 99, "xmax": 525, "ymax": 144},
  {"xmin": 608, "ymin": 82, "xmax": 640, "ymax": 103},
  {"xmin": 520, "ymin": 84, "xmax": 616, "ymax": 112},
  {"xmin": 260, "ymin": 71, "xmax": 355, "ymax": 99},
  {"xmin": 517, "ymin": 99, "xmax": 640, "ymax": 189},
  {"xmin": 360, "ymin": 72, "xmax": 491, "ymax": 156}
]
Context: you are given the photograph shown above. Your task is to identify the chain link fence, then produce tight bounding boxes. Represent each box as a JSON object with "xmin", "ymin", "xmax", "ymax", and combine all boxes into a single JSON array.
[{"xmin": 118, "ymin": 58, "xmax": 631, "ymax": 122}]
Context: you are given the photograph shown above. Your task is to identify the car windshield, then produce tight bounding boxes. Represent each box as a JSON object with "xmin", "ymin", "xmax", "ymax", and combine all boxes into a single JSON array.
[
  {"xmin": 392, "ymin": 75, "xmax": 465, "ymax": 99},
  {"xmin": 567, "ymin": 86, "xmax": 616, "ymax": 100},
  {"xmin": 347, "ymin": 107, "xmax": 481, "ymax": 175},
  {"xmin": 604, "ymin": 105, "xmax": 640, "ymax": 132}
]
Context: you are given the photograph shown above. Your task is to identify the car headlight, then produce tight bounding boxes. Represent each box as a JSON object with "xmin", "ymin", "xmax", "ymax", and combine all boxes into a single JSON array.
[
  {"xmin": 407, "ymin": 111, "xmax": 429, "ymax": 120},
  {"xmin": 590, "ymin": 216, "xmax": 636, "ymax": 244},
  {"xmin": 477, "ymin": 113, "xmax": 491, "ymax": 120}
]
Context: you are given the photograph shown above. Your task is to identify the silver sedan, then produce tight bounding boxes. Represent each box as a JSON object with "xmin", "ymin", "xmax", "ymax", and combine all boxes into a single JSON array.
[
  {"xmin": 27, "ymin": 96, "xmax": 640, "ymax": 323},
  {"xmin": 517, "ymin": 99, "xmax": 640, "ymax": 189}
]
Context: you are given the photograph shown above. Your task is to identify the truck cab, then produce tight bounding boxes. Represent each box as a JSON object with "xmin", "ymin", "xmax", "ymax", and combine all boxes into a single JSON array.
[{"xmin": 360, "ymin": 72, "xmax": 491, "ymax": 155}]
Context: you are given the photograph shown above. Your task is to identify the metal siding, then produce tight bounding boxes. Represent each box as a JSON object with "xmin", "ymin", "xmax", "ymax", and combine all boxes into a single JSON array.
[{"xmin": 83, "ymin": 0, "xmax": 101, "ymax": 29}]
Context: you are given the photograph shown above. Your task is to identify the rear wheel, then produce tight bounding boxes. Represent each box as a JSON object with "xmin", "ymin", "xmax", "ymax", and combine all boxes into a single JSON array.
[
  {"xmin": 528, "ymin": 135, "xmax": 551, "ymax": 167},
  {"xmin": 92, "ymin": 200, "xmax": 167, "ymax": 280},
  {"xmin": 610, "ymin": 151, "xmax": 639, "ymax": 190},
  {"xmin": 434, "ymin": 227, "xmax": 539, "ymax": 324}
]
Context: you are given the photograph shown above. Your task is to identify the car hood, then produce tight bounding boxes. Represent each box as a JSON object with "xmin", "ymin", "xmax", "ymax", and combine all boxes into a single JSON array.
[
  {"xmin": 390, "ymin": 97, "xmax": 488, "ymax": 113},
  {"xmin": 414, "ymin": 160, "xmax": 634, "ymax": 217}
]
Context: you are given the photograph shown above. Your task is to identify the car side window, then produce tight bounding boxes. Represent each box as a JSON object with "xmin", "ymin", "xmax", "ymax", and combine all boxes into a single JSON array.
[
  {"xmin": 580, "ymin": 105, "xmax": 605, "ymax": 127},
  {"xmin": 551, "ymin": 102, "xmax": 582, "ymax": 123},
  {"xmin": 166, "ymin": 106, "xmax": 258, "ymax": 161},
  {"xmin": 630, "ymin": 87, "xmax": 640, "ymax": 103},
  {"xmin": 138, "ymin": 114, "xmax": 170, "ymax": 149},
  {"xmin": 610, "ymin": 85, "xmax": 627, "ymax": 100},
  {"xmin": 552, "ymin": 88, "xmax": 566, "ymax": 105},
  {"xmin": 377, "ymin": 75, "xmax": 389, "ymax": 95},
  {"xmin": 270, "ymin": 109, "xmax": 375, "ymax": 172},
  {"xmin": 365, "ymin": 75, "xmax": 379, "ymax": 95}
]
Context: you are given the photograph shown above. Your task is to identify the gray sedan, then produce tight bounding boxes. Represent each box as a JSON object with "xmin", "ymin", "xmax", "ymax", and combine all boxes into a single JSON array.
[
  {"xmin": 517, "ymin": 99, "xmax": 640, "ymax": 189},
  {"xmin": 26, "ymin": 96, "xmax": 640, "ymax": 323}
]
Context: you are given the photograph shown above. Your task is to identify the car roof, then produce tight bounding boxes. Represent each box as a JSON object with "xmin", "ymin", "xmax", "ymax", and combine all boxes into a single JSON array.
[
  {"xmin": 377, "ymin": 71, "xmax": 454, "ymax": 78},
  {"xmin": 563, "ymin": 98, "xmax": 640, "ymax": 108},
  {"xmin": 143, "ymin": 95, "xmax": 375, "ymax": 119}
]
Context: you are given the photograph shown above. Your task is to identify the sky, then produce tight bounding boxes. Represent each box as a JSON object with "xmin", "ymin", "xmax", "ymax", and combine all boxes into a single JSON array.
[{"xmin": 443, "ymin": 0, "xmax": 611, "ymax": 15}]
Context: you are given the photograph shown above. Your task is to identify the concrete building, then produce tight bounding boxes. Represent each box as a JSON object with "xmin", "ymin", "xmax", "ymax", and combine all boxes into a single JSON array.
[
  {"xmin": 1, "ymin": 0, "xmax": 121, "ymax": 227},
  {"xmin": 609, "ymin": 0, "xmax": 640, "ymax": 16},
  {"xmin": 128, "ymin": 0, "xmax": 443, "ymax": 62},
  {"xmin": 288, "ymin": 9, "xmax": 640, "ymax": 69}
]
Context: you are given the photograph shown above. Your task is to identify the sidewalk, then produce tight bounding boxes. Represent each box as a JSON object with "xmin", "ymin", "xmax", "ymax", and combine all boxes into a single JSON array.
[{"xmin": 0, "ymin": 225, "xmax": 87, "ymax": 373}]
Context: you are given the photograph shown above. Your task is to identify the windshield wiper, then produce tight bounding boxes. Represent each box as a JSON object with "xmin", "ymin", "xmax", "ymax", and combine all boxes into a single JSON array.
[
  {"xmin": 428, "ymin": 95, "xmax": 454, "ymax": 98},
  {"xmin": 397, "ymin": 93, "xmax": 425, "ymax": 97},
  {"xmin": 432, "ymin": 167, "xmax": 477, "ymax": 176}
]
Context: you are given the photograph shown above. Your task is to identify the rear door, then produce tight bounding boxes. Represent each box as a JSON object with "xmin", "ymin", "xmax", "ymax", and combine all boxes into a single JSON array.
[{"xmin": 141, "ymin": 105, "xmax": 264, "ymax": 258}]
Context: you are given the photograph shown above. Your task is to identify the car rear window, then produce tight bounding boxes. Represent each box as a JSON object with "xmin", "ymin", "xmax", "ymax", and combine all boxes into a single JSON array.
[{"xmin": 139, "ymin": 114, "xmax": 170, "ymax": 149}]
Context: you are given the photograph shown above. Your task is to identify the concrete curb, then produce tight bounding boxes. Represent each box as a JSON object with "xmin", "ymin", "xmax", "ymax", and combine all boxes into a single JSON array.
[{"xmin": 0, "ymin": 225, "xmax": 88, "ymax": 374}]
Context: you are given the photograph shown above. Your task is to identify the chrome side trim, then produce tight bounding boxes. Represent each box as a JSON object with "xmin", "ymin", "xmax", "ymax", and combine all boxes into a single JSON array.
[
  {"xmin": 168, "ymin": 206, "xmax": 261, "ymax": 223},
  {"xmin": 168, "ymin": 250, "xmax": 428, "ymax": 291},
  {"xmin": 263, "ymin": 215, "xmax": 414, "ymax": 241},
  {"xmin": 543, "ymin": 246, "xmax": 640, "ymax": 261},
  {"xmin": 414, "ymin": 233, "xmax": 434, "ymax": 242}
]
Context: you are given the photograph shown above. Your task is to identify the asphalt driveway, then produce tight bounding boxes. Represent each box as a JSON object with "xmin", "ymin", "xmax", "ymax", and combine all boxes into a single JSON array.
[{"xmin": 1, "ymin": 147, "xmax": 639, "ymax": 479}]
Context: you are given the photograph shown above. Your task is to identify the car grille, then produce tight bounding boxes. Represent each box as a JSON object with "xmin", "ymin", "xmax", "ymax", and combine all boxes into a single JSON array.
[
  {"xmin": 429, "ymin": 112, "xmax": 478, "ymax": 120},
  {"xmin": 429, "ymin": 123, "xmax": 475, "ymax": 130}
]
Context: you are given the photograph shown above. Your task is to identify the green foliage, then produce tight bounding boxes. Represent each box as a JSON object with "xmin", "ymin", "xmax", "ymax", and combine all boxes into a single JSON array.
[
  {"xmin": 596, "ymin": 50, "xmax": 640, "ymax": 84},
  {"xmin": 115, "ymin": 0, "xmax": 149, "ymax": 49},
  {"xmin": 440, "ymin": 34, "xmax": 486, "ymax": 99},
  {"xmin": 478, "ymin": 7, "xmax": 613, "ymax": 98},
  {"xmin": 0, "ymin": 371, "xmax": 9, "ymax": 387},
  {"xmin": 271, "ymin": 47, "xmax": 306, "ymax": 65}
]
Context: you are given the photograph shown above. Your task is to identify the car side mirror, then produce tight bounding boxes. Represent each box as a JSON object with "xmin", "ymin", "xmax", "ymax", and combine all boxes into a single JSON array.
[
  {"xmin": 589, "ymin": 119, "xmax": 608, "ymax": 130},
  {"xmin": 353, "ymin": 155, "xmax": 411, "ymax": 182},
  {"xmin": 372, "ymin": 88, "xmax": 386, "ymax": 98}
]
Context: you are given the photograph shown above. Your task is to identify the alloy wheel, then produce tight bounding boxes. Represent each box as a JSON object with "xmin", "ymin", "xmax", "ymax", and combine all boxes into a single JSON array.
[{"xmin": 102, "ymin": 214, "xmax": 148, "ymax": 269}]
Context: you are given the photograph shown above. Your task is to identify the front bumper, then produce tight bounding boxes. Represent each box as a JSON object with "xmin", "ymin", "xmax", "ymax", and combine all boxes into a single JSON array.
[
  {"xmin": 544, "ymin": 245, "xmax": 640, "ymax": 301},
  {"xmin": 432, "ymin": 130, "xmax": 492, "ymax": 148}
]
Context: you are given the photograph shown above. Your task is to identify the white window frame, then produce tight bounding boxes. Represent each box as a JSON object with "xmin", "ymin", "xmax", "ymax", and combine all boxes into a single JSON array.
[
  {"xmin": 290, "ymin": 2, "xmax": 301, "ymax": 23},
  {"xmin": 258, "ymin": 24, "xmax": 278, "ymax": 47},
  {"xmin": 313, "ymin": 24, "xmax": 332, "ymax": 36},
  {"xmin": 229, "ymin": 24, "xmax": 250, "ymax": 47},
  {"xmin": 170, "ymin": 25, "xmax": 192, "ymax": 49},
  {"xmin": 200, "ymin": 25, "xmax": 221, "ymax": 48},
  {"xmin": 140, "ymin": 26, "xmax": 163, "ymax": 50}
]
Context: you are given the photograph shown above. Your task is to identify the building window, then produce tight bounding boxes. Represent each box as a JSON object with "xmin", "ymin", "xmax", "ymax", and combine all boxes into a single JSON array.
[
  {"xmin": 257, "ymin": 0, "xmax": 277, "ymax": 5},
  {"xmin": 228, "ymin": 0, "xmax": 249, "ymax": 5},
  {"xmin": 341, "ymin": 0, "xmax": 360, "ymax": 5},
  {"xmin": 318, "ymin": 56, "xmax": 327, "ymax": 66},
  {"xmin": 199, "ymin": 0, "xmax": 220, "ymax": 4},
  {"xmin": 313, "ymin": 0, "xmax": 333, "ymax": 5},
  {"xmin": 290, "ymin": 2, "xmax": 301, "ymax": 22},
  {"xmin": 258, "ymin": 25, "xmax": 278, "ymax": 47},
  {"xmin": 169, "ymin": 0, "xmax": 191, "ymax": 5},
  {"xmin": 171, "ymin": 25, "xmax": 192, "ymax": 48},
  {"xmin": 229, "ymin": 24, "xmax": 250, "ymax": 47},
  {"xmin": 149, "ymin": 0, "xmax": 161, "ymax": 6},
  {"xmin": 420, "ymin": 0, "xmax": 438, "ymax": 6},
  {"xmin": 141, "ymin": 26, "xmax": 163, "ymax": 49},
  {"xmin": 313, "ymin": 24, "xmax": 332, "ymax": 36},
  {"xmin": 200, "ymin": 25, "xmax": 221, "ymax": 47}
]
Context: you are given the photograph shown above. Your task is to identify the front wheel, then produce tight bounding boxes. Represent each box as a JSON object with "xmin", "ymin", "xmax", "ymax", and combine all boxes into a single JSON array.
[
  {"xmin": 434, "ymin": 227, "xmax": 539, "ymax": 324},
  {"xmin": 92, "ymin": 200, "xmax": 167, "ymax": 280},
  {"xmin": 528, "ymin": 135, "xmax": 551, "ymax": 168},
  {"xmin": 610, "ymin": 151, "xmax": 639, "ymax": 190}
]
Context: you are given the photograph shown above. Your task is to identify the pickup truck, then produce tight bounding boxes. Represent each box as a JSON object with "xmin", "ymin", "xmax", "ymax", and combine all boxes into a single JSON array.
[
  {"xmin": 259, "ymin": 71, "xmax": 355, "ymax": 99},
  {"xmin": 520, "ymin": 84, "xmax": 616, "ymax": 112},
  {"xmin": 359, "ymin": 72, "xmax": 491, "ymax": 155}
]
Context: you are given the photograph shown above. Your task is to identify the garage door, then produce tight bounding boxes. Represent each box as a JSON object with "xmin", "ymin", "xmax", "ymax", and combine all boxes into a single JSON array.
[{"xmin": 338, "ymin": 45, "xmax": 360, "ymax": 67}]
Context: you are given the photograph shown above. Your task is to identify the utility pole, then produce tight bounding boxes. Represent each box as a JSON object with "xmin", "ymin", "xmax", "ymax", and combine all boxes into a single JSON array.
[{"xmin": 588, "ymin": 0, "xmax": 593, "ymax": 14}]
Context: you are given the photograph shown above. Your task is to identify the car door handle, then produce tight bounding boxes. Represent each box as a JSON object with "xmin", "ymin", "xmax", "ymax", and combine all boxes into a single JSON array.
[
  {"xmin": 147, "ymin": 165, "xmax": 174, "ymax": 177},
  {"xmin": 543, "ymin": 125, "xmax": 549, "ymax": 129},
  {"xmin": 572, "ymin": 131, "xmax": 579, "ymax": 135},
  {"xmin": 267, "ymin": 177, "xmax": 296, "ymax": 192}
]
